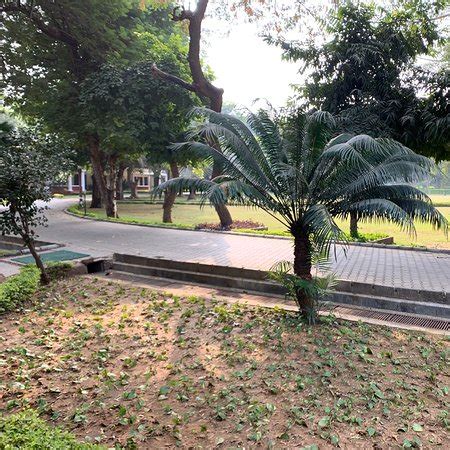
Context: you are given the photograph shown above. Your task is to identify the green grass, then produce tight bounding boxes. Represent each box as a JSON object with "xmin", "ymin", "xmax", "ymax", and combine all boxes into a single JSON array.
[
  {"xmin": 0, "ymin": 410, "xmax": 102, "ymax": 449},
  {"xmin": 69, "ymin": 194, "xmax": 450, "ymax": 249}
]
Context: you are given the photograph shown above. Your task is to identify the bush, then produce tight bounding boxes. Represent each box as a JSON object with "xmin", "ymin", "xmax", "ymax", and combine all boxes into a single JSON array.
[
  {"xmin": 46, "ymin": 262, "xmax": 73, "ymax": 281},
  {"xmin": 0, "ymin": 409, "xmax": 102, "ymax": 449},
  {"xmin": 52, "ymin": 193, "xmax": 65, "ymax": 198},
  {"xmin": 0, "ymin": 266, "xmax": 40, "ymax": 313}
]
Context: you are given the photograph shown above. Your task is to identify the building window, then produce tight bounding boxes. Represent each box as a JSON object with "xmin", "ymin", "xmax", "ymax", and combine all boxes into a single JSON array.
[{"xmin": 134, "ymin": 176, "xmax": 149, "ymax": 187}]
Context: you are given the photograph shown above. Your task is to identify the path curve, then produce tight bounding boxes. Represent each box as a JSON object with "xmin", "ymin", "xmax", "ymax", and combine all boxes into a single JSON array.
[{"xmin": 9, "ymin": 198, "xmax": 442, "ymax": 294}]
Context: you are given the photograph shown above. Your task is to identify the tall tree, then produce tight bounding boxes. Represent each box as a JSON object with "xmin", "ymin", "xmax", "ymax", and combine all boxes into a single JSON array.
[
  {"xmin": 270, "ymin": 2, "xmax": 449, "ymax": 160},
  {"xmin": 269, "ymin": 1, "xmax": 449, "ymax": 235},
  {"xmin": 0, "ymin": 0, "xmax": 189, "ymax": 217},
  {"xmin": 152, "ymin": 0, "xmax": 234, "ymax": 228},
  {"xmin": 79, "ymin": 59, "xmax": 196, "ymax": 218}
]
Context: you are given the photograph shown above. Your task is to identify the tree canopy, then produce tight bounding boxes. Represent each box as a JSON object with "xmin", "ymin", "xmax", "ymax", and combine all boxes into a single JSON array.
[
  {"xmin": 269, "ymin": 1, "xmax": 449, "ymax": 160},
  {"xmin": 0, "ymin": 117, "xmax": 74, "ymax": 283}
]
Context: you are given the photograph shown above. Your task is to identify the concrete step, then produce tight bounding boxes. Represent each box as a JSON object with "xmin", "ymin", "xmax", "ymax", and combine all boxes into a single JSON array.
[
  {"xmin": 112, "ymin": 261, "xmax": 285, "ymax": 295},
  {"xmin": 114, "ymin": 253, "xmax": 448, "ymax": 304},
  {"xmin": 112, "ymin": 254, "xmax": 450, "ymax": 319}
]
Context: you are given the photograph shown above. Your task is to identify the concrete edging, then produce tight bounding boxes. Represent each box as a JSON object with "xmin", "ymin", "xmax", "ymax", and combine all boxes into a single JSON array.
[{"xmin": 65, "ymin": 207, "xmax": 450, "ymax": 254}]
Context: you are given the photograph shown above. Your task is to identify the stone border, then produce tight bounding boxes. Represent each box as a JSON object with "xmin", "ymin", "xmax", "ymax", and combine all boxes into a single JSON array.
[
  {"xmin": 0, "ymin": 243, "xmax": 64, "ymax": 259},
  {"xmin": 64, "ymin": 208, "xmax": 450, "ymax": 254}
]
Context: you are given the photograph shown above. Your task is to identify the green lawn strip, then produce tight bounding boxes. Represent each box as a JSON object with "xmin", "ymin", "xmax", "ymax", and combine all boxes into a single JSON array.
[
  {"xmin": 68, "ymin": 198, "xmax": 450, "ymax": 249},
  {"xmin": 67, "ymin": 204, "xmax": 389, "ymax": 243},
  {"xmin": 1, "ymin": 278, "xmax": 447, "ymax": 448}
]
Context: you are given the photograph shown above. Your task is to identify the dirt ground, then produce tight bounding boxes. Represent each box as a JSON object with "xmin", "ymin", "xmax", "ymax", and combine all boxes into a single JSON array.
[{"xmin": 0, "ymin": 277, "xmax": 449, "ymax": 448}]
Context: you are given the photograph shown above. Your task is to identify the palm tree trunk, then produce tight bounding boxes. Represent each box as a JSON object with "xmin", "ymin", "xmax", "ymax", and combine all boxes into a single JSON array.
[
  {"xmin": 350, "ymin": 211, "xmax": 358, "ymax": 238},
  {"xmin": 162, "ymin": 161, "xmax": 179, "ymax": 223},
  {"xmin": 293, "ymin": 230, "xmax": 315, "ymax": 317}
]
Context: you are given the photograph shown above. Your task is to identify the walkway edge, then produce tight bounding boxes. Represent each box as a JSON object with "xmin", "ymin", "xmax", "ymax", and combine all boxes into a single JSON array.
[{"xmin": 64, "ymin": 208, "xmax": 450, "ymax": 254}]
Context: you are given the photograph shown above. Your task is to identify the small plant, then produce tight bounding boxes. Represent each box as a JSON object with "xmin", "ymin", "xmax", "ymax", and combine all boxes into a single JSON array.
[
  {"xmin": 0, "ymin": 409, "xmax": 102, "ymax": 448},
  {"xmin": 0, "ymin": 266, "xmax": 40, "ymax": 313},
  {"xmin": 268, "ymin": 254, "xmax": 336, "ymax": 324},
  {"xmin": 46, "ymin": 262, "xmax": 73, "ymax": 281}
]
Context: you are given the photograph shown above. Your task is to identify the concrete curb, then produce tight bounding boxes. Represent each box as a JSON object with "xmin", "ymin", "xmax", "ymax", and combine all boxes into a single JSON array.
[
  {"xmin": 65, "ymin": 207, "xmax": 450, "ymax": 254},
  {"xmin": 111, "ymin": 254, "xmax": 450, "ymax": 319}
]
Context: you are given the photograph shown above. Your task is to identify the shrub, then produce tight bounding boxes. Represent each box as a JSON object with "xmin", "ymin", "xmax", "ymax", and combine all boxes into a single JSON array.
[
  {"xmin": 53, "ymin": 193, "xmax": 65, "ymax": 198},
  {"xmin": 0, "ymin": 409, "xmax": 102, "ymax": 449},
  {"xmin": 0, "ymin": 266, "xmax": 40, "ymax": 313},
  {"xmin": 46, "ymin": 262, "xmax": 73, "ymax": 281}
]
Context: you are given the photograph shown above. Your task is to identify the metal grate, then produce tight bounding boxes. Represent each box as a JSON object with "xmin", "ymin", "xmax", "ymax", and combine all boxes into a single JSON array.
[{"xmin": 335, "ymin": 306, "xmax": 450, "ymax": 332}]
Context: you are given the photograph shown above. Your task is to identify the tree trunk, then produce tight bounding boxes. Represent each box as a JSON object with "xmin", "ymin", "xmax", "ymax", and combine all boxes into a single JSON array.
[
  {"xmin": 116, "ymin": 164, "xmax": 125, "ymax": 201},
  {"xmin": 88, "ymin": 134, "xmax": 110, "ymax": 216},
  {"xmin": 151, "ymin": 0, "xmax": 232, "ymax": 226},
  {"xmin": 162, "ymin": 161, "xmax": 179, "ymax": 223},
  {"xmin": 90, "ymin": 176, "xmax": 102, "ymax": 208},
  {"xmin": 24, "ymin": 236, "xmax": 49, "ymax": 285},
  {"xmin": 292, "ymin": 229, "xmax": 315, "ymax": 318},
  {"xmin": 105, "ymin": 188, "xmax": 117, "ymax": 218},
  {"xmin": 105, "ymin": 155, "xmax": 118, "ymax": 218},
  {"xmin": 350, "ymin": 211, "xmax": 358, "ymax": 238},
  {"xmin": 126, "ymin": 168, "xmax": 139, "ymax": 199},
  {"xmin": 211, "ymin": 161, "xmax": 233, "ymax": 228},
  {"xmin": 187, "ymin": 187, "xmax": 196, "ymax": 200}
]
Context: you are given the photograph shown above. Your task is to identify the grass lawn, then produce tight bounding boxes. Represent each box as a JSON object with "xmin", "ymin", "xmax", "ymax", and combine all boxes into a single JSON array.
[
  {"xmin": 73, "ymin": 194, "xmax": 450, "ymax": 249},
  {"xmin": 0, "ymin": 277, "xmax": 448, "ymax": 448}
]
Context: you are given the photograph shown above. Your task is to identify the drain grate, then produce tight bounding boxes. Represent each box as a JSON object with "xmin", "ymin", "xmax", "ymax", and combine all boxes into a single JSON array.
[{"xmin": 335, "ymin": 306, "xmax": 450, "ymax": 332}]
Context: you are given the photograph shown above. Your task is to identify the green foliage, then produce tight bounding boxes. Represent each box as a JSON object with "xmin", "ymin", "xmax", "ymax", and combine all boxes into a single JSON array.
[
  {"xmin": 0, "ymin": 119, "xmax": 73, "ymax": 243},
  {"xmin": 0, "ymin": 409, "xmax": 102, "ymax": 449},
  {"xmin": 79, "ymin": 60, "xmax": 197, "ymax": 163},
  {"xmin": 155, "ymin": 107, "xmax": 447, "ymax": 316},
  {"xmin": 271, "ymin": 2, "xmax": 449, "ymax": 160},
  {"xmin": 46, "ymin": 262, "xmax": 74, "ymax": 281},
  {"xmin": 0, "ymin": 266, "xmax": 40, "ymax": 314},
  {"xmin": 268, "ymin": 259, "xmax": 336, "ymax": 324},
  {"xmin": 1, "ymin": 0, "xmax": 193, "ymax": 165}
]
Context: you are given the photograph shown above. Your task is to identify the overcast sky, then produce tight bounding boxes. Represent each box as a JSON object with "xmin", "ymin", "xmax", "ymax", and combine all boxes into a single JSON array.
[{"xmin": 206, "ymin": 23, "xmax": 301, "ymax": 108}]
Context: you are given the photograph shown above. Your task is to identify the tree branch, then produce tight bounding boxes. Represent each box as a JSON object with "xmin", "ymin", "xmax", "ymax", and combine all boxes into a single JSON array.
[
  {"xmin": 152, "ymin": 0, "xmax": 223, "ymax": 112},
  {"xmin": 1, "ymin": 2, "xmax": 79, "ymax": 49},
  {"xmin": 151, "ymin": 64, "xmax": 197, "ymax": 92}
]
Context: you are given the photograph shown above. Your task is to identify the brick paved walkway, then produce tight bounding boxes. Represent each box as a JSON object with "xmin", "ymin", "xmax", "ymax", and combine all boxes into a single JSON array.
[{"xmin": 2, "ymin": 199, "xmax": 449, "ymax": 293}]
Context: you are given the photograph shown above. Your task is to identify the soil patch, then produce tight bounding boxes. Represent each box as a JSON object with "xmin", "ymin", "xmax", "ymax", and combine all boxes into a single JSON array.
[{"xmin": 0, "ymin": 277, "xmax": 448, "ymax": 448}]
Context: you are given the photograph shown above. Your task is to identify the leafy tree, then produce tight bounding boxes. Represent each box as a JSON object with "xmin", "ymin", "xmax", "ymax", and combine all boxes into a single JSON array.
[
  {"xmin": 270, "ymin": 2, "xmax": 449, "ymax": 160},
  {"xmin": 1, "ymin": 0, "xmax": 191, "ymax": 217},
  {"xmin": 79, "ymin": 59, "xmax": 197, "ymax": 218},
  {"xmin": 155, "ymin": 108, "xmax": 447, "ymax": 319},
  {"xmin": 269, "ymin": 2, "xmax": 449, "ymax": 234},
  {"xmin": 0, "ymin": 120, "xmax": 73, "ymax": 284}
]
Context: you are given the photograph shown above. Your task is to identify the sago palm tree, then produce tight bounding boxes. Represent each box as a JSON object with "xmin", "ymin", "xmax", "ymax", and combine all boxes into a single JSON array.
[{"xmin": 155, "ymin": 107, "xmax": 447, "ymax": 317}]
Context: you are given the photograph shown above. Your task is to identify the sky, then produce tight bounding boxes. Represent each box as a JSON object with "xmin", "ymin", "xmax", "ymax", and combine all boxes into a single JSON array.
[
  {"xmin": 199, "ymin": 1, "xmax": 449, "ymax": 109},
  {"xmin": 202, "ymin": 19, "xmax": 301, "ymax": 107},
  {"xmin": 206, "ymin": 22, "xmax": 301, "ymax": 108}
]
